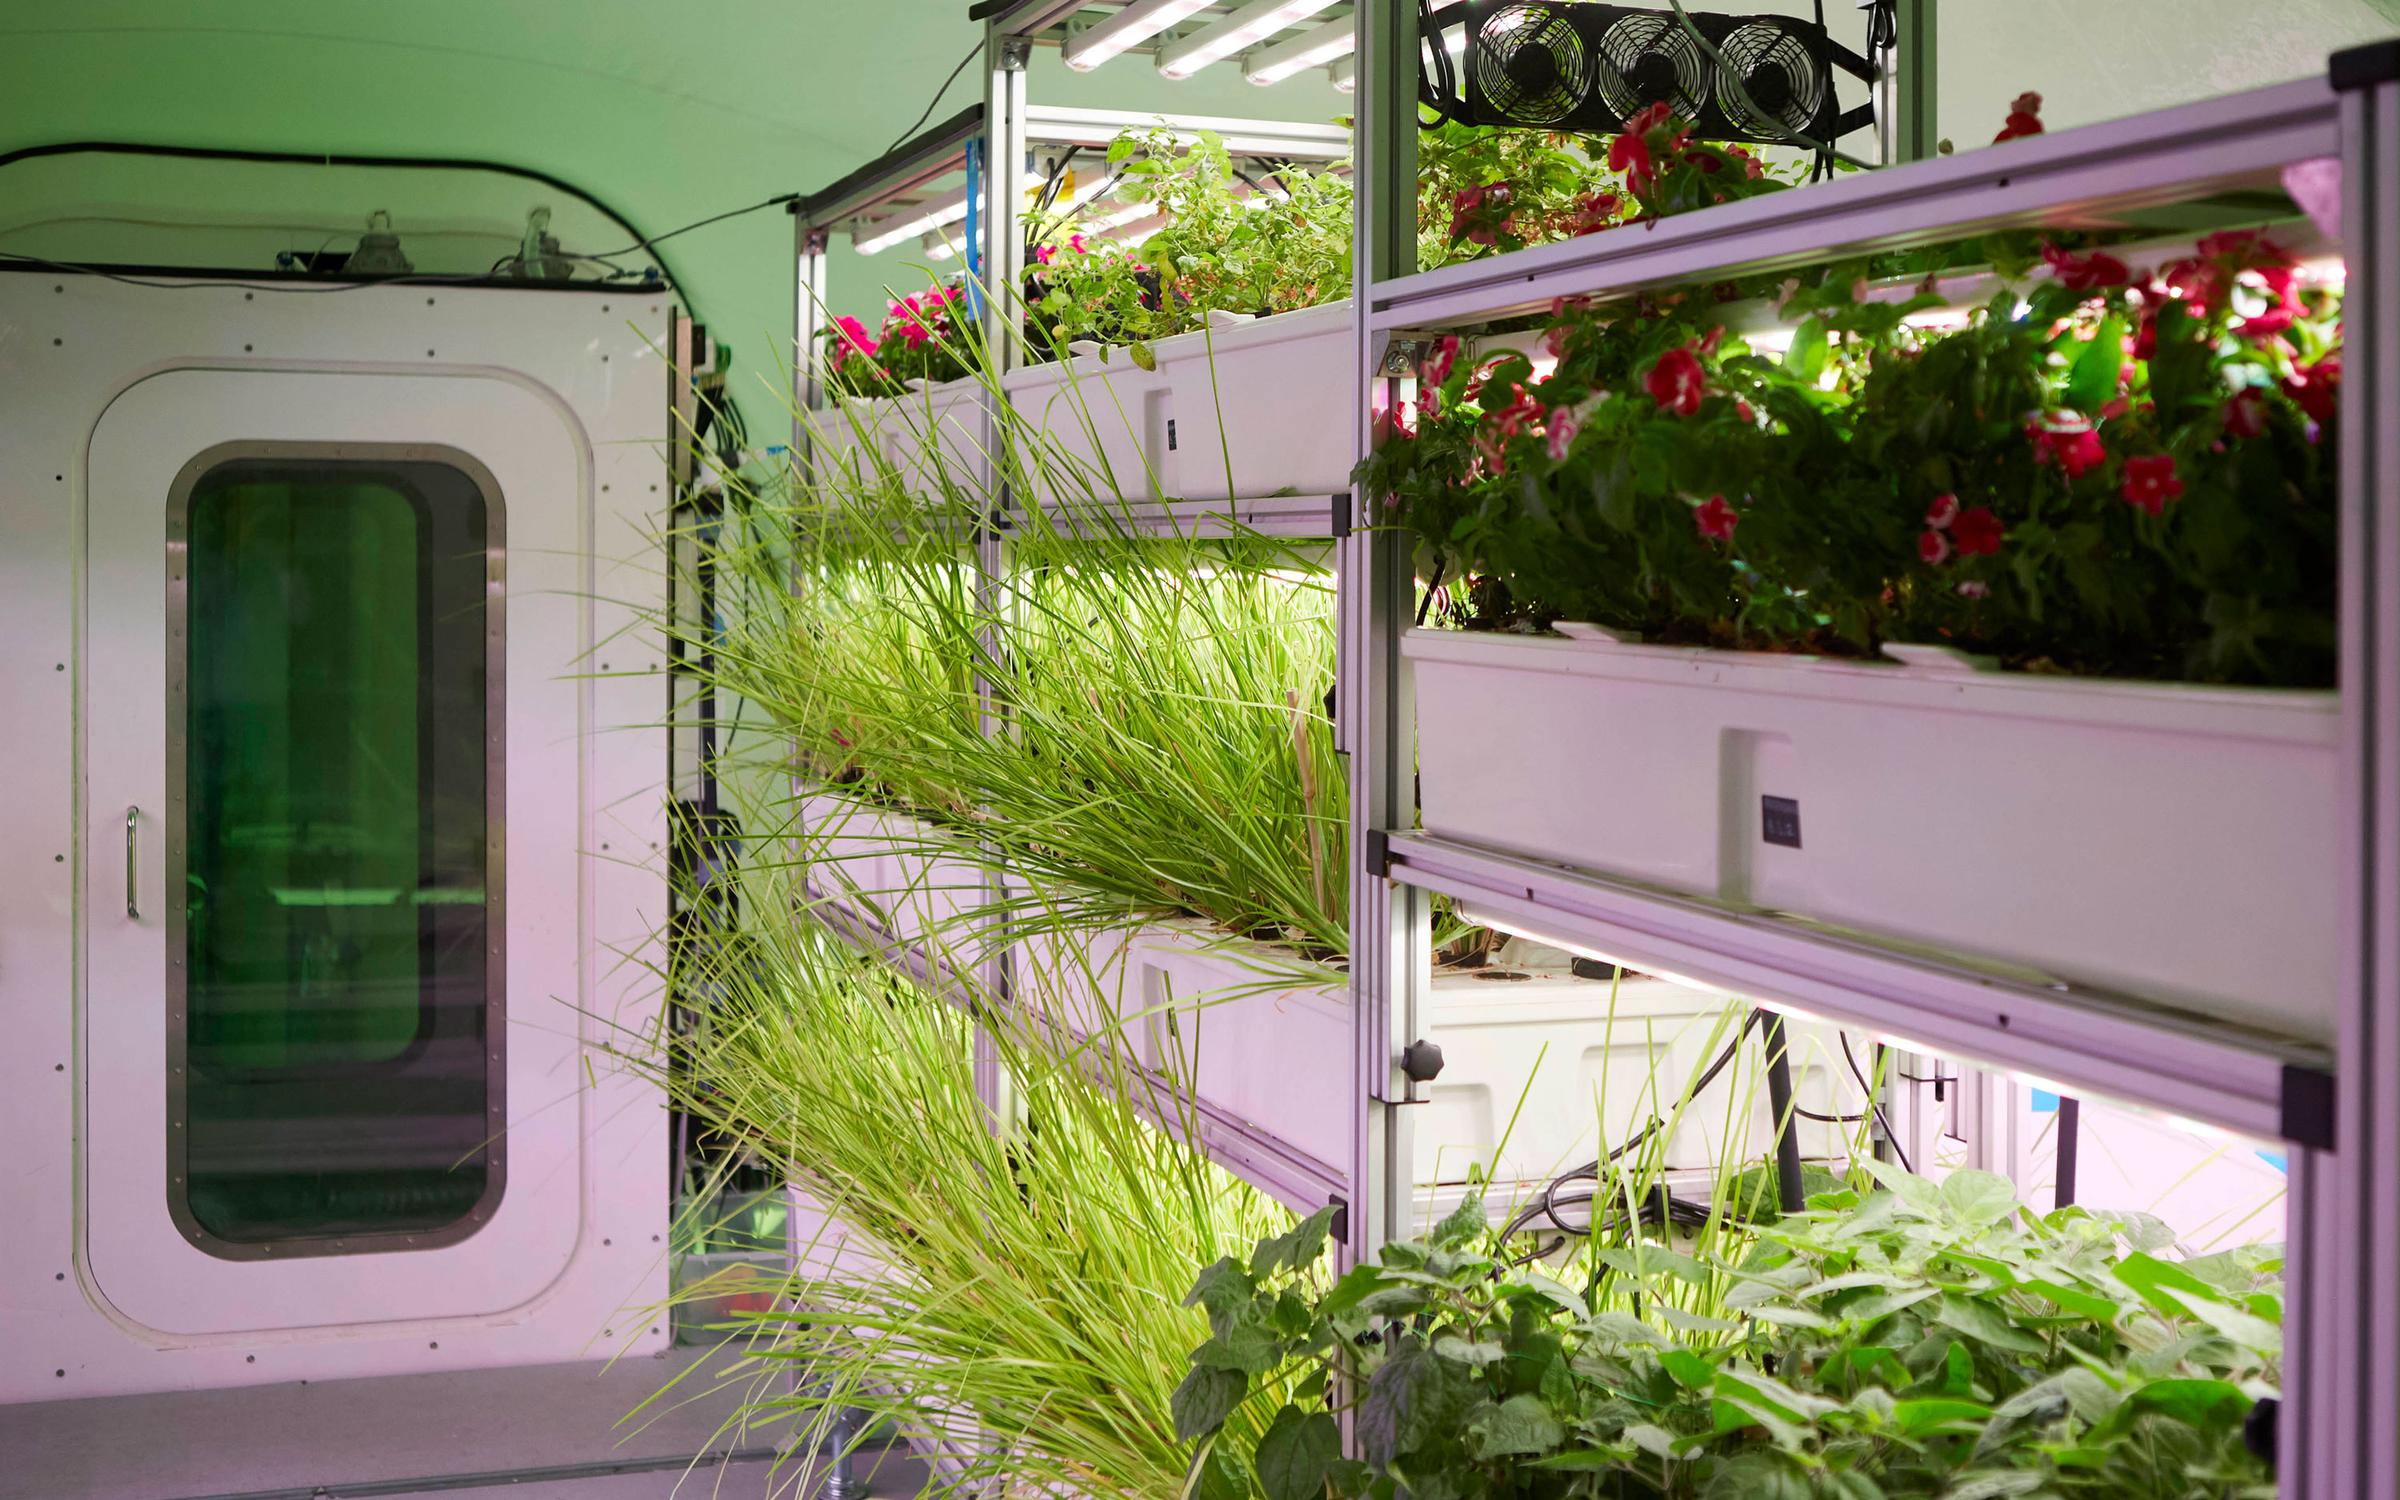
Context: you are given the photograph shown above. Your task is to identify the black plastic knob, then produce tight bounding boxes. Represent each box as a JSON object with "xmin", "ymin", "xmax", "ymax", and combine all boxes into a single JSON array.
[{"xmin": 1401, "ymin": 1038, "xmax": 1446, "ymax": 1083}]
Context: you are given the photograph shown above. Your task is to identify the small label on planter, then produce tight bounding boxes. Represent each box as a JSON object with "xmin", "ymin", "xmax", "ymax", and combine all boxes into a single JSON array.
[
  {"xmin": 1761, "ymin": 795, "xmax": 1802, "ymax": 849},
  {"xmin": 1166, "ymin": 418, "xmax": 1178, "ymax": 451}
]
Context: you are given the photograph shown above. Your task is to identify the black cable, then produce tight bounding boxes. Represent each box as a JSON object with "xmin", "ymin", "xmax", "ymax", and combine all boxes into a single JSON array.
[
  {"xmin": 576, "ymin": 192, "xmax": 800, "ymax": 261},
  {"xmin": 0, "ymin": 247, "xmax": 616, "ymax": 295},
  {"xmin": 1839, "ymin": 1031, "xmax": 1913, "ymax": 1173},
  {"xmin": 1418, "ymin": 0, "xmax": 1464, "ymax": 126},
  {"xmin": 882, "ymin": 41, "xmax": 983, "ymax": 160}
]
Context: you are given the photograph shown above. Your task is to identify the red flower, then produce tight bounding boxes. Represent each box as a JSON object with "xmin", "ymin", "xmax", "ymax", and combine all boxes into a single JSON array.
[
  {"xmin": 1568, "ymin": 190, "xmax": 1623, "ymax": 237},
  {"xmin": 1484, "ymin": 382, "xmax": 1544, "ymax": 439},
  {"xmin": 1450, "ymin": 181, "xmax": 1514, "ymax": 246},
  {"xmin": 2027, "ymin": 417, "xmax": 2108, "ymax": 480},
  {"xmin": 2224, "ymin": 387, "xmax": 2270, "ymax": 440},
  {"xmin": 1994, "ymin": 91, "xmax": 2045, "ymax": 142},
  {"xmin": 2120, "ymin": 454, "xmax": 2186, "ymax": 516},
  {"xmin": 2284, "ymin": 352, "xmax": 2341, "ymax": 423},
  {"xmin": 1609, "ymin": 103, "xmax": 1680, "ymax": 195},
  {"xmin": 1645, "ymin": 346, "xmax": 1707, "ymax": 416},
  {"xmin": 1919, "ymin": 529, "xmax": 1952, "ymax": 565},
  {"xmin": 1545, "ymin": 405, "xmax": 1581, "ymax": 461},
  {"xmin": 1952, "ymin": 505, "xmax": 2005, "ymax": 557},
  {"xmin": 1926, "ymin": 493, "xmax": 1959, "ymax": 529},
  {"xmin": 1608, "ymin": 129, "xmax": 1654, "ymax": 196},
  {"xmin": 1422, "ymin": 334, "xmax": 1460, "ymax": 386},
  {"xmin": 1693, "ymin": 494, "xmax": 1739, "ymax": 542},
  {"xmin": 2041, "ymin": 241, "xmax": 2131, "ymax": 292}
]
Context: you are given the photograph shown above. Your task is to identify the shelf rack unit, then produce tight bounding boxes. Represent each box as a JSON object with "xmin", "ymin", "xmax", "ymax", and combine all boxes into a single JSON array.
[
  {"xmin": 1344, "ymin": 10, "xmax": 2392, "ymax": 1496},
  {"xmin": 766, "ymin": 4, "xmax": 2397, "ymax": 1494}
]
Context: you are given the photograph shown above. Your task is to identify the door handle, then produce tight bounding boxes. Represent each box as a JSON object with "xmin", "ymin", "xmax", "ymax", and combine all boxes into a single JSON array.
[{"xmin": 125, "ymin": 805, "xmax": 140, "ymax": 921}]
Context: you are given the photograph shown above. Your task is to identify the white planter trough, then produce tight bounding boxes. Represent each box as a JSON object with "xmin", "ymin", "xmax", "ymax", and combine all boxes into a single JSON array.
[
  {"xmin": 1002, "ymin": 300, "xmax": 1353, "ymax": 508},
  {"xmin": 796, "ymin": 787, "xmax": 990, "ymax": 959},
  {"xmin": 812, "ymin": 376, "xmax": 987, "ymax": 495},
  {"xmin": 1012, "ymin": 921, "xmax": 1863, "ymax": 1209},
  {"xmin": 1407, "ymin": 628, "xmax": 2342, "ymax": 1045}
]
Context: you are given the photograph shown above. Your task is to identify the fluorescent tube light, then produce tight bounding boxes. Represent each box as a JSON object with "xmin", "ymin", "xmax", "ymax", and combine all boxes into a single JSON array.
[
  {"xmin": 852, "ymin": 195, "xmax": 970, "ymax": 256},
  {"xmin": 1241, "ymin": 15, "xmax": 1353, "ymax": 84},
  {"xmin": 1157, "ymin": 0, "xmax": 1341, "ymax": 79},
  {"xmin": 1063, "ymin": 0, "xmax": 1216, "ymax": 72}
]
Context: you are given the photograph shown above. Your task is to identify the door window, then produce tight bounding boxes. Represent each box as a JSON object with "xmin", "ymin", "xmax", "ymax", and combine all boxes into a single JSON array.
[{"xmin": 170, "ymin": 448, "xmax": 504, "ymax": 1255}]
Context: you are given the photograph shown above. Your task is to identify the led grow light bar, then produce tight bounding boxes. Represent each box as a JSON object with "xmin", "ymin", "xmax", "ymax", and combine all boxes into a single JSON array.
[
  {"xmin": 1023, "ymin": 103, "xmax": 1350, "ymax": 160},
  {"xmin": 852, "ymin": 193, "xmax": 972, "ymax": 255},
  {"xmin": 1157, "ymin": 0, "xmax": 1342, "ymax": 79},
  {"xmin": 1241, "ymin": 14, "xmax": 1353, "ymax": 84},
  {"xmin": 1062, "ymin": 0, "xmax": 1216, "ymax": 71}
]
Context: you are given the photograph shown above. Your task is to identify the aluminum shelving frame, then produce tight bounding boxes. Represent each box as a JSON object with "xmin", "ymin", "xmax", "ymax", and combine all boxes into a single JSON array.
[{"xmin": 1349, "ymin": 10, "xmax": 2396, "ymax": 1494}]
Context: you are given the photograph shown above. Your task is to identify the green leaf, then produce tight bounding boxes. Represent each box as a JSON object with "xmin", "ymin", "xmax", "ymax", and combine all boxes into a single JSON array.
[
  {"xmin": 1785, "ymin": 316, "xmax": 1831, "ymax": 383},
  {"xmin": 1255, "ymin": 1406, "xmax": 1341, "ymax": 1500},
  {"xmin": 1938, "ymin": 1169, "xmax": 2021, "ymax": 1227},
  {"xmin": 1934, "ymin": 1293, "xmax": 2048, "ymax": 1355},
  {"xmin": 1171, "ymin": 1365, "xmax": 1249, "ymax": 1442},
  {"xmin": 2066, "ymin": 314, "xmax": 2126, "ymax": 413},
  {"xmin": 1317, "ymin": 1264, "xmax": 1393, "ymax": 1321},
  {"xmin": 1432, "ymin": 1335, "xmax": 1506, "ymax": 1367},
  {"xmin": 2160, "ymin": 1284, "xmax": 2284, "ymax": 1356},
  {"xmin": 1129, "ymin": 340, "xmax": 1158, "ymax": 372},
  {"xmin": 1662, "ymin": 1348, "xmax": 1716, "ymax": 1390},
  {"xmin": 1529, "ymin": 1448, "xmax": 1630, "ymax": 1472},
  {"xmin": 2127, "ymin": 1376, "xmax": 2252, "ymax": 1429},
  {"xmin": 1658, "ymin": 1305, "xmax": 1745, "ymax": 1333},
  {"xmin": 1251, "ymin": 1204, "xmax": 1341, "ymax": 1279},
  {"xmin": 1471, "ymin": 1393, "xmax": 1565, "ymax": 1459},
  {"xmin": 1429, "ymin": 1192, "xmax": 1487, "ymax": 1248},
  {"xmin": 1623, "ymin": 1422, "xmax": 1683, "ymax": 1461},
  {"xmin": 1186, "ymin": 1256, "xmax": 1255, "ymax": 1329},
  {"xmin": 1940, "ymin": 1471, "xmax": 2047, "ymax": 1500},
  {"xmin": 2020, "ymin": 1277, "xmax": 2120, "ymax": 1324},
  {"xmin": 1893, "ymin": 1397, "xmax": 1994, "ymax": 1437}
]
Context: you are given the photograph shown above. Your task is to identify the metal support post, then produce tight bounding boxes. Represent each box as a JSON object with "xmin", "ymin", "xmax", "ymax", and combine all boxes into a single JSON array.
[
  {"xmin": 792, "ymin": 214, "xmax": 827, "ymax": 464},
  {"xmin": 1349, "ymin": 0, "xmax": 1418, "ymax": 1264},
  {"xmin": 1759, "ymin": 1012, "xmax": 1806, "ymax": 1215},
  {"xmin": 1887, "ymin": 0, "xmax": 1938, "ymax": 165},
  {"xmin": 2329, "ymin": 41, "xmax": 2400, "ymax": 1500}
]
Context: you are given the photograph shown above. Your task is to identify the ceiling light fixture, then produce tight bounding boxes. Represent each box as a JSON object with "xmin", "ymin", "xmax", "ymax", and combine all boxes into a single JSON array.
[{"xmin": 1062, "ymin": 0, "xmax": 1216, "ymax": 72}]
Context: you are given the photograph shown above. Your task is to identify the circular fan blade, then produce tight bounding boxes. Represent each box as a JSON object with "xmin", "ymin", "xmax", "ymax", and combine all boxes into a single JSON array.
[
  {"xmin": 1474, "ymin": 4, "xmax": 1593, "ymax": 127},
  {"xmin": 1593, "ymin": 13, "xmax": 1707, "ymax": 126},
  {"xmin": 1715, "ymin": 21, "xmax": 1828, "ymax": 141}
]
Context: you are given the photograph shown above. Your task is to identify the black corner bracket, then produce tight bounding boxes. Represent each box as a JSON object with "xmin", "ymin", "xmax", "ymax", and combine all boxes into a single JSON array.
[
  {"xmin": 2332, "ymin": 39, "xmax": 2400, "ymax": 92},
  {"xmin": 1364, "ymin": 829, "xmax": 1392, "ymax": 879},
  {"xmin": 2280, "ymin": 1063, "xmax": 2336, "ymax": 1151}
]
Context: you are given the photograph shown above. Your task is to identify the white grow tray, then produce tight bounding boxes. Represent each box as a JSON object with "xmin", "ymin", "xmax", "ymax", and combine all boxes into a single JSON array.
[
  {"xmin": 1407, "ymin": 628, "xmax": 2341, "ymax": 1044},
  {"xmin": 797, "ymin": 787, "xmax": 991, "ymax": 958},
  {"xmin": 1015, "ymin": 920, "xmax": 1865, "ymax": 1203},
  {"xmin": 812, "ymin": 376, "xmax": 988, "ymax": 495},
  {"xmin": 1001, "ymin": 300, "xmax": 1353, "ymax": 506}
]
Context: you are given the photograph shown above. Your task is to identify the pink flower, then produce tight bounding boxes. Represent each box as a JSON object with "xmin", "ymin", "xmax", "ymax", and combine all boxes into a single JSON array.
[
  {"xmin": 1035, "ymin": 244, "xmax": 1057, "ymax": 266},
  {"xmin": 1545, "ymin": 405, "xmax": 1580, "ymax": 461},
  {"xmin": 832, "ymin": 315, "xmax": 878, "ymax": 359},
  {"xmin": 1693, "ymin": 494, "xmax": 1739, "ymax": 542},
  {"xmin": 1645, "ymin": 346, "xmax": 1706, "ymax": 417},
  {"xmin": 2120, "ymin": 454, "xmax": 2185, "ymax": 516},
  {"xmin": 1540, "ymin": 324, "xmax": 1572, "ymax": 360},
  {"xmin": 2225, "ymin": 387, "xmax": 2270, "ymax": 440},
  {"xmin": 1450, "ymin": 182, "xmax": 1513, "ymax": 246},
  {"xmin": 1919, "ymin": 529, "xmax": 1952, "ymax": 565},
  {"xmin": 1422, "ymin": 334, "xmax": 1460, "ymax": 386},
  {"xmin": 2041, "ymin": 241, "xmax": 2131, "ymax": 292},
  {"xmin": 1957, "ymin": 579, "xmax": 1991, "ymax": 600},
  {"xmin": 1925, "ymin": 493, "xmax": 1960, "ymax": 529},
  {"xmin": 1952, "ymin": 505, "xmax": 2005, "ymax": 557},
  {"xmin": 2285, "ymin": 352, "xmax": 2341, "ymax": 423},
  {"xmin": 1068, "ymin": 232, "xmax": 1089, "ymax": 255},
  {"xmin": 1484, "ymin": 383, "xmax": 1544, "ymax": 440}
]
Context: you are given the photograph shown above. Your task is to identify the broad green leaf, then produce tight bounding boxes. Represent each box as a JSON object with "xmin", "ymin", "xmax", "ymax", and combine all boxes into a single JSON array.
[
  {"xmin": 1472, "ymin": 1393, "xmax": 1565, "ymax": 1458},
  {"xmin": 2112, "ymin": 1251, "xmax": 2224, "ymax": 1321},
  {"xmin": 1251, "ymin": 1204, "xmax": 1340, "ymax": 1279},
  {"xmin": 1715, "ymin": 1367, "xmax": 1842, "ymax": 1422},
  {"xmin": 1185, "ymin": 1256, "xmax": 1254, "ymax": 1327},
  {"xmin": 1934, "ymin": 1293, "xmax": 2047, "ymax": 1356},
  {"xmin": 1749, "ymin": 1305, "xmax": 1834, "ymax": 1331},
  {"xmin": 2128, "ymin": 1376, "xmax": 2252, "ymax": 1429},
  {"xmin": 1893, "ymin": 1397, "xmax": 1994, "ymax": 1437},
  {"xmin": 1432, "ymin": 1335, "xmax": 1506, "ymax": 1367},
  {"xmin": 1938, "ymin": 1169, "xmax": 2020, "ymax": 1227},
  {"xmin": 1659, "ymin": 1305, "xmax": 1745, "ymax": 1334},
  {"xmin": 1317, "ymin": 1263, "xmax": 1392, "ymax": 1321},
  {"xmin": 1255, "ymin": 1406, "xmax": 1341, "ymax": 1500},
  {"xmin": 1623, "ymin": 1422, "xmax": 1682, "ymax": 1460},
  {"xmin": 1662, "ymin": 1347, "xmax": 1716, "ymax": 1391},
  {"xmin": 1170, "ymin": 1365, "xmax": 1248, "ymax": 1442},
  {"xmin": 1430, "ymin": 1193, "xmax": 1486, "ymax": 1249},
  {"xmin": 2020, "ymin": 1278, "xmax": 2120, "ymax": 1324},
  {"xmin": 1129, "ymin": 340, "xmax": 1158, "ymax": 372},
  {"xmin": 1529, "ymin": 1448, "xmax": 1630, "ymax": 1472},
  {"xmin": 2066, "ymin": 314, "xmax": 2127, "ymax": 412},
  {"xmin": 2160, "ymin": 1285, "xmax": 2283, "ymax": 1356},
  {"xmin": 1941, "ymin": 1470, "xmax": 2047, "ymax": 1500},
  {"xmin": 1785, "ymin": 316, "xmax": 1830, "ymax": 383}
]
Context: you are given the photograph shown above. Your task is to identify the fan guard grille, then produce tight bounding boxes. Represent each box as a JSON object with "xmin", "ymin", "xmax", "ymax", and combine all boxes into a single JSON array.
[
  {"xmin": 1473, "ymin": 3, "xmax": 1594, "ymax": 127},
  {"xmin": 1714, "ymin": 20, "xmax": 1827, "ymax": 140},
  {"xmin": 1593, "ymin": 13, "xmax": 1708, "ymax": 124}
]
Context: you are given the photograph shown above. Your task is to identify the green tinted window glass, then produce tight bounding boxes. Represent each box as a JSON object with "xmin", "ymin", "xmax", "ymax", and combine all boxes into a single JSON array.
[{"xmin": 176, "ymin": 453, "xmax": 502, "ymax": 1252}]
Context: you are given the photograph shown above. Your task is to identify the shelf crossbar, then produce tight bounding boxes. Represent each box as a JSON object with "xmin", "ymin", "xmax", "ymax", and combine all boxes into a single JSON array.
[{"xmin": 1378, "ymin": 831, "xmax": 2331, "ymax": 1148}]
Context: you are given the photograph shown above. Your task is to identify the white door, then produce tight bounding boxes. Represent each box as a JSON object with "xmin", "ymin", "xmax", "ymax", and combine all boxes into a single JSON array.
[{"xmin": 84, "ymin": 367, "xmax": 593, "ymax": 1337}]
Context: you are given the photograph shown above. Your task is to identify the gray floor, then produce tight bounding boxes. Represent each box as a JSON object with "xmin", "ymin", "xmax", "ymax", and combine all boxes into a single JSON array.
[{"xmin": 0, "ymin": 1348, "xmax": 927, "ymax": 1500}]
